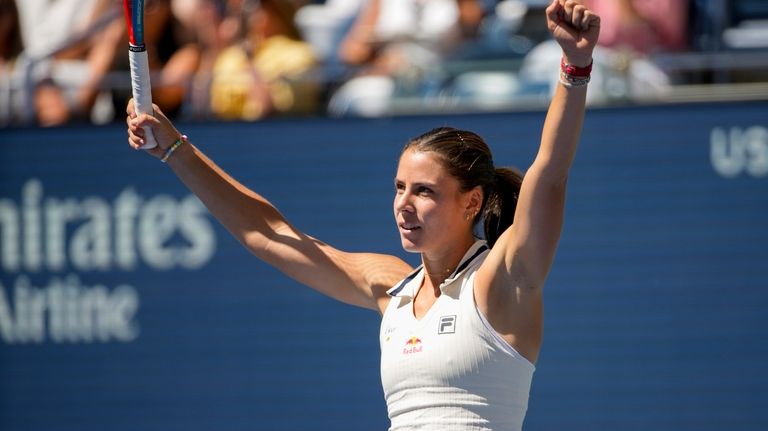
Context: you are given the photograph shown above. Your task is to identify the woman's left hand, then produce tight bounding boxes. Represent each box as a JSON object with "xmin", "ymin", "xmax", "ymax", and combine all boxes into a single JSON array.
[{"xmin": 546, "ymin": 0, "xmax": 600, "ymax": 67}]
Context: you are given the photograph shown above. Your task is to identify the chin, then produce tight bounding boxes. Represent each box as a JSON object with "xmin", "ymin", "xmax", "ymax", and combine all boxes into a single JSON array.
[{"xmin": 399, "ymin": 238, "xmax": 422, "ymax": 254}]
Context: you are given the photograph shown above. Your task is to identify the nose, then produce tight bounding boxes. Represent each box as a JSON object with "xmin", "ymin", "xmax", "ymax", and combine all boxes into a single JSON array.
[{"xmin": 394, "ymin": 189, "xmax": 413, "ymax": 215}]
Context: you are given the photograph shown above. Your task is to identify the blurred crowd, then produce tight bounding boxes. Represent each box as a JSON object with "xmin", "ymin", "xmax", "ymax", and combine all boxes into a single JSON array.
[{"xmin": 0, "ymin": 0, "xmax": 766, "ymax": 127}]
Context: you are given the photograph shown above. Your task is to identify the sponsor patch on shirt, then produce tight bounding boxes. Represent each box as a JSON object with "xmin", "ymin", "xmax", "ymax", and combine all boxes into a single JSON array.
[
  {"xmin": 438, "ymin": 315, "xmax": 456, "ymax": 334},
  {"xmin": 403, "ymin": 336, "xmax": 423, "ymax": 355}
]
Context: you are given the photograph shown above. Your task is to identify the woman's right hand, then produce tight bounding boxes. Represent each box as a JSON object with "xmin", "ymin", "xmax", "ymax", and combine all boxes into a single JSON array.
[
  {"xmin": 125, "ymin": 99, "xmax": 182, "ymax": 159},
  {"xmin": 546, "ymin": 0, "xmax": 600, "ymax": 67}
]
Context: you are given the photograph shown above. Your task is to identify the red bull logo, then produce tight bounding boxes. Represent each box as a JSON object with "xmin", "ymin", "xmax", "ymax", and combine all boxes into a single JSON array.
[{"xmin": 402, "ymin": 336, "xmax": 423, "ymax": 355}]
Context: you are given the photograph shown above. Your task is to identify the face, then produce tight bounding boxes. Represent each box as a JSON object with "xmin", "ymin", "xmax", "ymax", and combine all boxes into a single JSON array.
[{"xmin": 393, "ymin": 149, "xmax": 477, "ymax": 254}]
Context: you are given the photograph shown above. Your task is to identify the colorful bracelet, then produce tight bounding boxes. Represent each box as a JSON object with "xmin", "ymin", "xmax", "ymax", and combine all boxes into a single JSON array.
[
  {"xmin": 561, "ymin": 57, "xmax": 593, "ymax": 77},
  {"xmin": 559, "ymin": 57, "xmax": 592, "ymax": 88},
  {"xmin": 559, "ymin": 71, "xmax": 591, "ymax": 88},
  {"xmin": 160, "ymin": 134, "xmax": 188, "ymax": 163}
]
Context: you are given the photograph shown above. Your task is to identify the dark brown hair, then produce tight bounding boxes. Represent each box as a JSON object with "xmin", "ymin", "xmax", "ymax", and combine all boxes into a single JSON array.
[{"xmin": 403, "ymin": 127, "xmax": 523, "ymax": 248}]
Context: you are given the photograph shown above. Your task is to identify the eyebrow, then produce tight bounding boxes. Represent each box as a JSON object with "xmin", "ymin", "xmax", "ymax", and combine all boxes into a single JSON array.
[{"xmin": 393, "ymin": 178, "xmax": 438, "ymax": 189}]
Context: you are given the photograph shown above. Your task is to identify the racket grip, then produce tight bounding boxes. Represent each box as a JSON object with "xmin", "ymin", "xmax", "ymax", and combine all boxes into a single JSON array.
[{"xmin": 128, "ymin": 48, "xmax": 158, "ymax": 150}]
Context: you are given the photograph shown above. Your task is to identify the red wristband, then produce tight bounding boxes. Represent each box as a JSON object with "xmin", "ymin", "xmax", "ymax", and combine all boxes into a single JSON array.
[{"xmin": 561, "ymin": 57, "xmax": 593, "ymax": 77}]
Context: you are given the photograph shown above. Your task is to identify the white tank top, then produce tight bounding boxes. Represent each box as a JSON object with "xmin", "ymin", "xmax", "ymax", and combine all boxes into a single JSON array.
[{"xmin": 380, "ymin": 240, "xmax": 535, "ymax": 431}]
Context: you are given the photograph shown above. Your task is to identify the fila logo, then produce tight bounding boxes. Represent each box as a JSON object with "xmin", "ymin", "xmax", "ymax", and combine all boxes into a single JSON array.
[{"xmin": 438, "ymin": 315, "xmax": 456, "ymax": 334}]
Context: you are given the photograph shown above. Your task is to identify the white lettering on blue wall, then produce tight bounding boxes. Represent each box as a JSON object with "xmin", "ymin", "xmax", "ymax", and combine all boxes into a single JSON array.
[
  {"xmin": 711, "ymin": 126, "xmax": 768, "ymax": 178},
  {"xmin": 0, "ymin": 179, "xmax": 217, "ymax": 273},
  {"xmin": 0, "ymin": 275, "xmax": 139, "ymax": 344},
  {"xmin": 0, "ymin": 179, "xmax": 218, "ymax": 344}
]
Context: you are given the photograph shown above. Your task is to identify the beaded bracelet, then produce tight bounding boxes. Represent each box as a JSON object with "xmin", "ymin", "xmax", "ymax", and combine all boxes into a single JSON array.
[
  {"xmin": 160, "ymin": 134, "xmax": 188, "ymax": 163},
  {"xmin": 559, "ymin": 71, "xmax": 591, "ymax": 88}
]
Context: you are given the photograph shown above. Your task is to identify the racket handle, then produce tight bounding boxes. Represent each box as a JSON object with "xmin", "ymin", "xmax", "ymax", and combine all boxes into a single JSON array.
[{"xmin": 128, "ymin": 48, "xmax": 158, "ymax": 150}]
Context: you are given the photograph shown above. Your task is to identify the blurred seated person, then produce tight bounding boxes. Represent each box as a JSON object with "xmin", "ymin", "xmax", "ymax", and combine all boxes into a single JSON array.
[
  {"xmin": 587, "ymin": 0, "xmax": 688, "ymax": 55},
  {"xmin": 23, "ymin": 0, "xmax": 200, "ymax": 126},
  {"xmin": 208, "ymin": 0, "xmax": 318, "ymax": 121},
  {"xmin": 587, "ymin": 0, "xmax": 689, "ymax": 98},
  {"xmin": 293, "ymin": 0, "xmax": 366, "ymax": 63},
  {"xmin": 520, "ymin": 0, "xmax": 688, "ymax": 107},
  {"xmin": 15, "ymin": 0, "xmax": 114, "ymax": 125},
  {"xmin": 172, "ymin": 0, "xmax": 238, "ymax": 118},
  {"xmin": 338, "ymin": 0, "xmax": 483, "ymax": 68},
  {"xmin": 329, "ymin": 0, "xmax": 484, "ymax": 116}
]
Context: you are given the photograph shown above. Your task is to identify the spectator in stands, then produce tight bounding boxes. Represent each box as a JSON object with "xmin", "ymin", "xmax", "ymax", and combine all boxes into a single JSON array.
[
  {"xmin": 15, "ymin": 0, "xmax": 116, "ymax": 125},
  {"xmin": 11, "ymin": 0, "xmax": 201, "ymax": 126},
  {"xmin": 293, "ymin": 0, "xmax": 366, "ymax": 64},
  {"xmin": 74, "ymin": 1, "xmax": 129, "ymax": 125},
  {"xmin": 0, "ymin": 0, "xmax": 23, "ymax": 124},
  {"xmin": 520, "ymin": 0, "xmax": 688, "ymax": 105},
  {"xmin": 328, "ymin": 0, "xmax": 485, "ymax": 116},
  {"xmin": 174, "ymin": 0, "xmax": 236, "ymax": 119},
  {"xmin": 207, "ymin": 0, "xmax": 318, "ymax": 121},
  {"xmin": 586, "ymin": 0, "xmax": 689, "ymax": 99},
  {"xmin": 586, "ymin": 0, "xmax": 688, "ymax": 55}
]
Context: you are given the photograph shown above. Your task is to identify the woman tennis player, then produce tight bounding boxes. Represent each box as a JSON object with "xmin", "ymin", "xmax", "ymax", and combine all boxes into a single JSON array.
[{"xmin": 126, "ymin": 1, "xmax": 599, "ymax": 429}]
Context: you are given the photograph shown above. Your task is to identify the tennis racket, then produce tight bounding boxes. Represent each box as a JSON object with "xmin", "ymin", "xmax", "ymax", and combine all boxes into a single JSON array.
[{"xmin": 123, "ymin": 0, "xmax": 157, "ymax": 149}]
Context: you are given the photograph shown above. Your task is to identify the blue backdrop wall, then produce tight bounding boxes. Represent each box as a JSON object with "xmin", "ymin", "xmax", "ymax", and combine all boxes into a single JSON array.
[{"xmin": 1, "ymin": 101, "xmax": 767, "ymax": 431}]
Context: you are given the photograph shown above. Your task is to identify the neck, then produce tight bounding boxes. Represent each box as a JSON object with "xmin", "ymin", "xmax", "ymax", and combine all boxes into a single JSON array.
[
  {"xmin": 420, "ymin": 236, "xmax": 476, "ymax": 282},
  {"xmin": 422, "ymin": 257, "xmax": 458, "ymax": 280},
  {"xmin": 424, "ymin": 267, "xmax": 453, "ymax": 276}
]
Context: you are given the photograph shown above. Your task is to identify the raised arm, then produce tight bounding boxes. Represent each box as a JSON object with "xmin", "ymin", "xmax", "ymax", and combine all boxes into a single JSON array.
[
  {"xmin": 126, "ymin": 103, "xmax": 412, "ymax": 314},
  {"xmin": 506, "ymin": 0, "xmax": 599, "ymax": 284},
  {"xmin": 475, "ymin": 0, "xmax": 599, "ymax": 361}
]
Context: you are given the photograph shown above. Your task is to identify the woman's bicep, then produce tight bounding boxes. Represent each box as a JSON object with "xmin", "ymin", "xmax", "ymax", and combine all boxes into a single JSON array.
[{"xmin": 256, "ymin": 227, "xmax": 412, "ymax": 312}]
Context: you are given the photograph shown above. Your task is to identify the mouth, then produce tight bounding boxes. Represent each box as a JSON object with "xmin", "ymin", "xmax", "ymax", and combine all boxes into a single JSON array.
[{"xmin": 399, "ymin": 222, "xmax": 421, "ymax": 232}]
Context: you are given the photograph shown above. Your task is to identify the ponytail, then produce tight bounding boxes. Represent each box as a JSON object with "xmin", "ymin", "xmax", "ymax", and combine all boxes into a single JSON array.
[{"xmin": 482, "ymin": 167, "xmax": 523, "ymax": 248}]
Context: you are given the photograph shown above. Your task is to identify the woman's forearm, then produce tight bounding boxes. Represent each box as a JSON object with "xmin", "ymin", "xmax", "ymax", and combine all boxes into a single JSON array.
[
  {"xmin": 535, "ymin": 81, "xmax": 588, "ymax": 183},
  {"xmin": 165, "ymin": 141, "xmax": 288, "ymax": 255}
]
